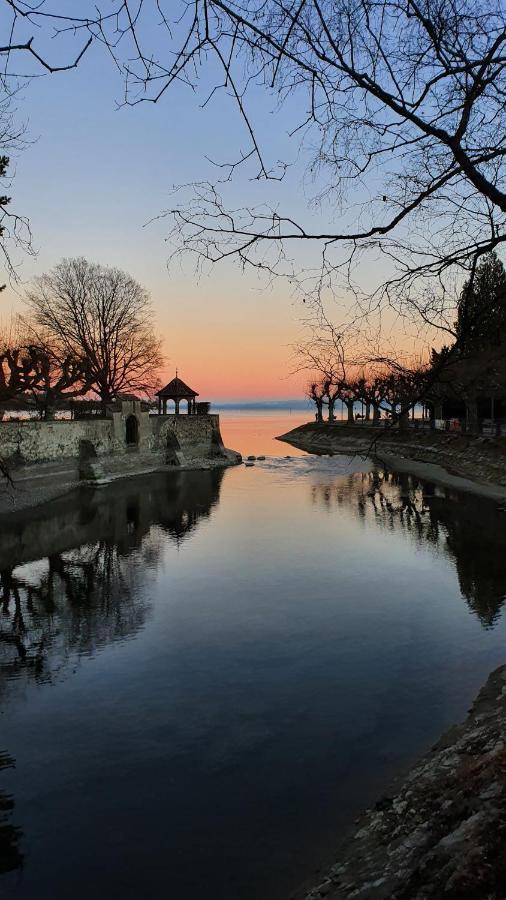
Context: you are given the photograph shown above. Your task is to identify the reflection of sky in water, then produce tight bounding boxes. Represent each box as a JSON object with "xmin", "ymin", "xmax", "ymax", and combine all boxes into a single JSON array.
[
  {"xmin": 219, "ymin": 409, "xmax": 311, "ymax": 456},
  {"xmin": 1, "ymin": 419, "xmax": 506, "ymax": 900}
]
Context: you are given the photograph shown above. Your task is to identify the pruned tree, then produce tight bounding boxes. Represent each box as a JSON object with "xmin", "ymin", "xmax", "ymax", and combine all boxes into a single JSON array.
[
  {"xmin": 0, "ymin": 345, "xmax": 42, "ymax": 404},
  {"xmin": 25, "ymin": 257, "xmax": 164, "ymax": 404},
  {"xmin": 27, "ymin": 342, "xmax": 94, "ymax": 420},
  {"xmin": 307, "ymin": 379, "xmax": 326, "ymax": 423},
  {"xmin": 349, "ymin": 376, "xmax": 386, "ymax": 423},
  {"xmin": 0, "ymin": 340, "xmax": 91, "ymax": 419}
]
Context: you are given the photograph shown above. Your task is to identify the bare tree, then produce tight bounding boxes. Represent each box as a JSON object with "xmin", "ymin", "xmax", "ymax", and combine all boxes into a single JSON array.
[
  {"xmin": 26, "ymin": 340, "xmax": 94, "ymax": 420},
  {"xmin": 0, "ymin": 3, "xmax": 504, "ymax": 330},
  {"xmin": 1, "ymin": 0, "xmax": 505, "ymax": 384},
  {"xmin": 25, "ymin": 257, "xmax": 164, "ymax": 404},
  {"xmin": 0, "ymin": 93, "xmax": 31, "ymax": 286},
  {"xmin": 307, "ymin": 379, "xmax": 326, "ymax": 422},
  {"xmin": 69, "ymin": 0, "xmax": 506, "ymax": 342},
  {"xmin": 0, "ymin": 345, "xmax": 42, "ymax": 404}
]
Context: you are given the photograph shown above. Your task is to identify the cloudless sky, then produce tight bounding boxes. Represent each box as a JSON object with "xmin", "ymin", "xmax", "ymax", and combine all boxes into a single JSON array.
[{"xmin": 1, "ymin": 10, "xmax": 413, "ymax": 399}]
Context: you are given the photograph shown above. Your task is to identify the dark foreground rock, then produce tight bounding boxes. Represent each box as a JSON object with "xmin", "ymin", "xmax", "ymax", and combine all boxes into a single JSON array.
[{"xmin": 306, "ymin": 665, "xmax": 506, "ymax": 900}]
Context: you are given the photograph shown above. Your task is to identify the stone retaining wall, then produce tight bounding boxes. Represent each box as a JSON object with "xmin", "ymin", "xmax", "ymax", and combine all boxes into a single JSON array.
[
  {"xmin": 0, "ymin": 419, "xmax": 116, "ymax": 464},
  {"xmin": 0, "ymin": 401, "xmax": 228, "ymax": 467},
  {"xmin": 151, "ymin": 413, "xmax": 226, "ymax": 460}
]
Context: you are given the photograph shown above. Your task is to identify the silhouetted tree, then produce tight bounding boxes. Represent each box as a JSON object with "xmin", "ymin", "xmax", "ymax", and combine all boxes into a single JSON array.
[
  {"xmin": 0, "ymin": 751, "xmax": 22, "ymax": 875},
  {"xmin": 0, "ymin": 345, "xmax": 42, "ymax": 403},
  {"xmin": 455, "ymin": 252, "xmax": 506, "ymax": 353},
  {"xmin": 26, "ymin": 338, "xmax": 94, "ymax": 419},
  {"xmin": 0, "ymin": 340, "xmax": 92, "ymax": 418},
  {"xmin": 0, "ymin": 95, "xmax": 31, "ymax": 288},
  {"xmin": 307, "ymin": 379, "xmax": 326, "ymax": 423},
  {"xmin": 25, "ymin": 257, "xmax": 164, "ymax": 404},
  {"xmin": 3, "ymin": 2, "xmax": 505, "ymax": 340}
]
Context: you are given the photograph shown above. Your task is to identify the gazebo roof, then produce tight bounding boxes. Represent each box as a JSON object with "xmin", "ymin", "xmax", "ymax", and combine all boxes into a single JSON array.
[{"xmin": 156, "ymin": 375, "xmax": 199, "ymax": 399}]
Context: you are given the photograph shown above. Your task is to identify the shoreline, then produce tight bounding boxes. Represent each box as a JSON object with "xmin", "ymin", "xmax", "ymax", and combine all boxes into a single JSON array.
[
  {"xmin": 277, "ymin": 422, "xmax": 506, "ymax": 501},
  {"xmin": 303, "ymin": 665, "xmax": 506, "ymax": 900}
]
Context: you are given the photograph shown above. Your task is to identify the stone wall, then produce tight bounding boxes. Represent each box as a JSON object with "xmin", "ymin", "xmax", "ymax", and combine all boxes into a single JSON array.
[
  {"xmin": 151, "ymin": 413, "xmax": 226, "ymax": 461},
  {"xmin": 0, "ymin": 402, "xmax": 228, "ymax": 467},
  {"xmin": 0, "ymin": 419, "xmax": 116, "ymax": 465}
]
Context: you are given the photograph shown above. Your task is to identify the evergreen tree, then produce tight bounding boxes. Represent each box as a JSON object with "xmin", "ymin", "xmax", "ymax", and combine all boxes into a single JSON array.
[{"xmin": 455, "ymin": 253, "xmax": 506, "ymax": 353}]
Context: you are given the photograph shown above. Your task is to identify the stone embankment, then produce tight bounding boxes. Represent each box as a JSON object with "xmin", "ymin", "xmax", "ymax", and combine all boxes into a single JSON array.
[
  {"xmin": 305, "ymin": 666, "xmax": 506, "ymax": 900},
  {"xmin": 278, "ymin": 423, "xmax": 506, "ymax": 499},
  {"xmin": 0, "ymin": 405, "xmax": 241, "ymax": 514}
]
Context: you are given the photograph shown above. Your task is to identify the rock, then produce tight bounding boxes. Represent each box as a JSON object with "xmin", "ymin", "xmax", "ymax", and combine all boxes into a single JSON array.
[
  {"xmin": 247, "ymin": 455, "xmax": 256, "ymax": 460},
  {"xmin": 257, "ymin": 455, "xmax": 266, "ymax": 460},
  {"xmin": 244, "ymin": 461, "xmax": 255, "ymax": 467}
]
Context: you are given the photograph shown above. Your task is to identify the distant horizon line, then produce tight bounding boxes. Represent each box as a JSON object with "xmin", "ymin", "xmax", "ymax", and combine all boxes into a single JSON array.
[{"xmin": 211, "ymin": 399, "xmax": 310, "ymax": 408}]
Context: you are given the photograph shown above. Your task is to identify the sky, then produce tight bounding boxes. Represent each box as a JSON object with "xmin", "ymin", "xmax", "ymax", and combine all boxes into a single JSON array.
[{"xmin": 0, "ymin": 6, "xmax": 414, "ymax": 400}]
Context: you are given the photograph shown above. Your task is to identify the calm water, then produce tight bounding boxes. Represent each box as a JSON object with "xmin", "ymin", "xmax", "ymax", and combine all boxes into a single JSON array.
[{"xmin": 1, "ymin": 413, "xmax": 506, "ymax": 899}]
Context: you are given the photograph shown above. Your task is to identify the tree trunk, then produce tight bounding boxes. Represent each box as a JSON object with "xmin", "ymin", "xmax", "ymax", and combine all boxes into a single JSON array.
[
  {"xmin": 372, "ymin": 404, "xmax": 380, "ymax": 422},
  {"xmin": 43, "ymin": 389, "xmax": 56, "ymax": 420},
  {"xmin": 315, "ymin": 400, "xmax": 323, "ymax": 423},
  {"xmin": 345, "ymin": 400, "xmax": 354, "ymax": 423},
  {"xmin": 465, "ymin": 398, "xmax": 478, "ymax": 433},
  {"xmin": 365, "ymin": 401, "xmax": 371, "ymax": 421},
  {"xmin": 399, "ymin": 404, "xmax": 410, "ymax": 431},
  {"xmin": 328, "ymin": 397, "xmax": 335, "ymax": 422}
]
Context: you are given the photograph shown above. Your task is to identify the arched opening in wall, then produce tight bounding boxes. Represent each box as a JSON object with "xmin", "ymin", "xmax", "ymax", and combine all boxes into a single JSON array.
[
  {"xmin": 165, "ymin": 429, "xmax": 181, "ymax": 466},
  {"xmin": 125, "ymin": 415, "xmax": 139, "ymax": 447}
]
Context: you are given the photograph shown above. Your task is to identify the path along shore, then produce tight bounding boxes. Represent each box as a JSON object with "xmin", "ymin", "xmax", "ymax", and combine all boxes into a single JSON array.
[{"xmin": 277, "ymin": 424, "xmax": 506, "ymax": 899}]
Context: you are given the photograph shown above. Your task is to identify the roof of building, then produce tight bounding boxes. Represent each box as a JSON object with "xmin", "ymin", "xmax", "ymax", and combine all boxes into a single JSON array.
[{"xmin": 156, "ymin": 375, "xmax": 199, "ymax": 399}]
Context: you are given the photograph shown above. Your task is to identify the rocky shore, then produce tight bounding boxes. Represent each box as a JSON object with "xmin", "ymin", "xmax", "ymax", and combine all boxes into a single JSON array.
[
  {"xmin": 278, "ymin": 422, "xmax": 506, "ymax": 500},
  {"xmin": 305, "ymin": 665, "xmax": 506, "ymax": 900}
]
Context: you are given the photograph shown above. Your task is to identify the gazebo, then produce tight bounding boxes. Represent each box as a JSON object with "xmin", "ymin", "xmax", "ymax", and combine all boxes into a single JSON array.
[{"xmin": 156, "ymin": 373, "xmax": 199, "ymax": 415}]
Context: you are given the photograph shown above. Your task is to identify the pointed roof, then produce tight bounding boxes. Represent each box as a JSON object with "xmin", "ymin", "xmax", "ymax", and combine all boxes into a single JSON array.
[{"xmin": 156, "ymin": 375, "xmax": 199, "ymax": 399}]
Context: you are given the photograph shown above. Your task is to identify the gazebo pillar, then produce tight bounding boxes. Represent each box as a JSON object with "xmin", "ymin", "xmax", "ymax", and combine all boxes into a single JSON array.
[
  {"xmin": 175, "ymin": 399, "xmax": 180, "ymax": 416},
  {"xmin": 163, "ymin": 398, "xmax": 167, "ymax": 414},
  {"xmin": 158, "ymin": 396, "xmax": 161, "ymax": 415}
]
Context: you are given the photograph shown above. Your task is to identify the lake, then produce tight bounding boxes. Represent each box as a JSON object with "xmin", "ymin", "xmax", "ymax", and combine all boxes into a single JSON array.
[{"xmin": 1, "ymin": 411, "xmax": 506, "ymax": 899}]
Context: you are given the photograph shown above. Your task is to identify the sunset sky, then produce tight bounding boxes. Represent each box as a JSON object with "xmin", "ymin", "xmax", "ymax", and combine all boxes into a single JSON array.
[{"xmin": 2, "ymin": 21, "xmax": 416, "ymax": 400}]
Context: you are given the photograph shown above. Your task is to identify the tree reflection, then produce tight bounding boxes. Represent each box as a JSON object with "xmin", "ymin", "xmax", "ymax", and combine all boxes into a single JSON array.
[
  {"xmin": 311, "ymin": 468, "xmax": 506, "ymax": 628},
  {"xmin": 0, "ymin": 469, "xmax": 223, "ymax": 880},
  {"xmin": 0, "ymin": 751, "xmax": 22, "ymax": 876},
  {"xmin": 0, "ymin": 469, "xmax": 224, "ymax": 689}
]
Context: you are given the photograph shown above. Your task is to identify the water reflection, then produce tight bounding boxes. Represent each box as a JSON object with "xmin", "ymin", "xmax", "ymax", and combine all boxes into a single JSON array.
[
  {"xmin": 0, "ymin": 752, "xmax": 22, "ymax": 877},
  {"xmin": 0, "ymin": 469, "xmax": 224, "ymax": 689},
  {"xmin": 2, "ymin": 453, "xmax": 506, "ymax": 900},
  {"xmin": 0, "ymin": 469, "xmax": 224, "ymax": 882},
  {"xmin": 311, "ymin": 468, "xmax": 506, "ymax": 627}
]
